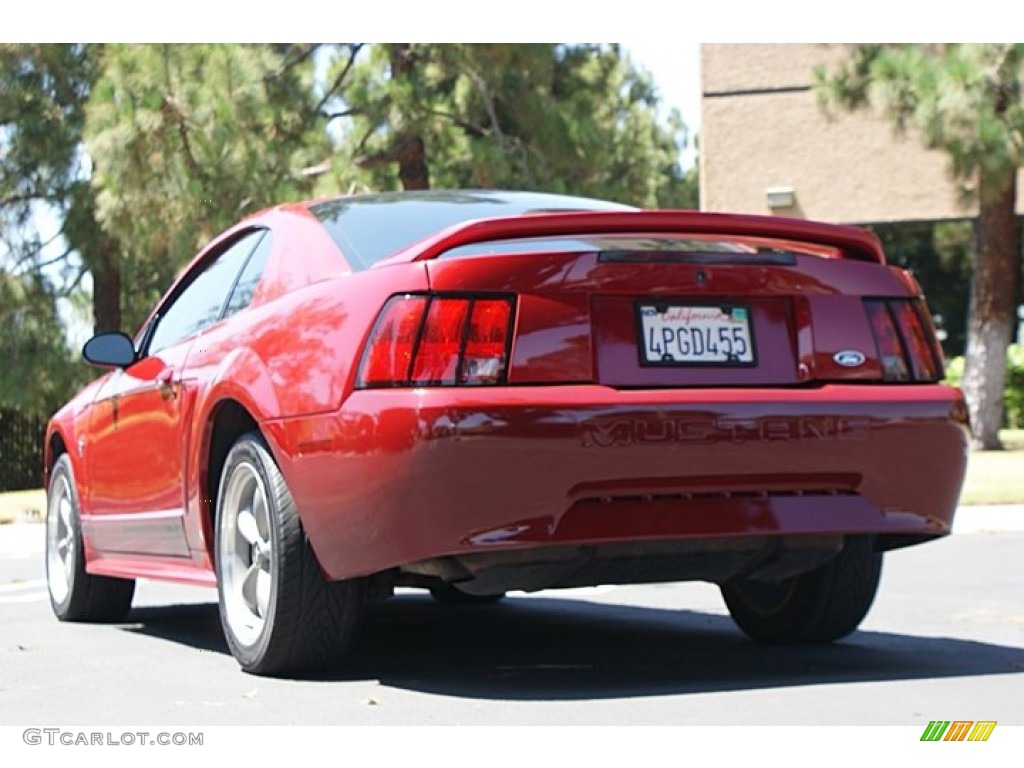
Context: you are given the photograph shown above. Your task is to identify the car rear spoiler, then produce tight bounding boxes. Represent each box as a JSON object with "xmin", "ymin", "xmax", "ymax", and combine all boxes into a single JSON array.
[{"xmin": 384, "ymin": 210, "xmax": 886, "ymax": 265}]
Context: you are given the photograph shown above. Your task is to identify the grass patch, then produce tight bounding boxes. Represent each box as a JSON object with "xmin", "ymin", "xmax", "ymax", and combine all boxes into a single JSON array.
[
  {"xmin": 960, "ymin": 444, "xmax": 1024, "ymax": 506},
  {"xmin": 999, "ymin": 429, "xmax": 1024, "ymax": 449}
]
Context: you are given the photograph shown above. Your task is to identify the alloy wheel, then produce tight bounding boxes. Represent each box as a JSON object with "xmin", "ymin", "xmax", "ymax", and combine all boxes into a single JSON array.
[
  {"xmin": 46, "ymin": 473, "xmax": 76, "ymax": 606},
  {"xmin": 218, "ymin": 460, "xmax": 274, "ymax": 647}
]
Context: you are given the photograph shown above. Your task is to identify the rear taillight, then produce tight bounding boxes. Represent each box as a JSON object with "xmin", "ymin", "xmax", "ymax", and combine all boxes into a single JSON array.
[
  {"xmin": 358, "ymin": 295, "xmax": 428, "ymax": 386},
  {"xmin": 864, "ymin": 298, "xmax": 944, "ymax": 382},
  {"xmin": 892, "ymin": 301, "xmax": 943, "ymax": 380},
  {"xmin": 358, "ymin": 294, "xmax": 514, "ymax": 388},
  {"xmin": 460, "ymin": 299, "xmax": 512, "ymax": 385},
  {"xmin": 411, "ymin": 298, "xmax": 470, "ymax": 385}
]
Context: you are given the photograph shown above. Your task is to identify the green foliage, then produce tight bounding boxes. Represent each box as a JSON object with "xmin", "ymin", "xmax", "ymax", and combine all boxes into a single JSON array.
[
  {"xmin": 0, "ymin": 44, "xmax": 99, "ymax": 411},
  {"xmin": 2, "ymin": 42, "xmax": 698, "ymax": 413},
  {"xmin": 817, "ymin": 44, "xmax": 1024, "ymax": 182},
  {"xmin": 334, "ymin": 44, "xmax": 696, "ymax": 208},
  {"xmin": 944, "ymin": 345, "xmax": 1024, "ymax": 429},
  {"xmin": 0, "ymin": 271, "xmax": 86, "ymax": 414},
  {"xmin": 84, "ymin": 44, "xmax": 334, "ymax": 331},
  {"xmin": 0, "ymin": 44, "xmax": 97, "ymax": 212},
  {"xmin": 818, "ymin": 43, "xmax": 1024, "ymax": 449},
  {"xmin": 0, "ymin": 43, "xmax": 94, "ymax": 294},
  {"xmin": 1007, "ymin": 345, "xmax": 1024, "ymax": 429}
]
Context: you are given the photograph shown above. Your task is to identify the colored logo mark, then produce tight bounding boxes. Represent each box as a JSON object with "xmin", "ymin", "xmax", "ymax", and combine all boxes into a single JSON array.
[
  {"xmin": 833, "ymin": 349, "xmax": 866, "ymax": 368},
  {"xmin": 920, "ymin": 720, "xmax": 997, "ymax": 742}
]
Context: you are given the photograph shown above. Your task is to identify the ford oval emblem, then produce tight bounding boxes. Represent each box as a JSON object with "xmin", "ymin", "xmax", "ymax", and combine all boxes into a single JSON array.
[{"xmin": 834, "ymin": 350, "xmax": 866, "ymax": 368}]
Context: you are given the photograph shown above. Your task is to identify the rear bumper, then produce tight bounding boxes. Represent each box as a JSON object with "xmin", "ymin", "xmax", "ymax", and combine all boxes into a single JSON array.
[{"xmin": 263, "ymin": 384, "xmax": 970, "ymax": 580}]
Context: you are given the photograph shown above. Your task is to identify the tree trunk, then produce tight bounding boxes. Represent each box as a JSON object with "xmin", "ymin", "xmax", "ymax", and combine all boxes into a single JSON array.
[
  {"xmin": 90, "ymin": 242, "xmax": 122, "ymax": 334},
  {"xmin": 961, "ymin": 166, "xmax": 1018, "ymax": 450},
  {"xmin": 387, "ymin": 44, "xmax": 430, "ymax": 191},
  {"xmin": 62, "ymin": 180, "xmax": 123, "ymax": 335},
  {"xmin": 395, "ymin": 135, "xmax": 430, "ymax": 190}
]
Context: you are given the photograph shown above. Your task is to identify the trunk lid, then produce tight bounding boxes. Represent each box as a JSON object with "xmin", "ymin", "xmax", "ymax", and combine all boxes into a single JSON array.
[{"xmin": 413, "ymin": 214, "xmax": 921, "ymax": 388}]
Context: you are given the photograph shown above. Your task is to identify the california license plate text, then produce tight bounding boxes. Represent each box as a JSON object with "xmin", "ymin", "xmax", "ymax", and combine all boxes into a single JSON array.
[{"xmin": 639, "ymin": 304, "xmax": 755, "ymax": 364}]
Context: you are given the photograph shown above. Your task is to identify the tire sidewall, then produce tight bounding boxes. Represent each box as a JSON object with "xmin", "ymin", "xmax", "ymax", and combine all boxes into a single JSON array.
[
  {"xmin": 722, "ymin": 535, "xmax": 881, "ymax": 643},
  {"xmin": 46, "ymin": 455, "xmax": 82, "ymax": 619},
  {"xmin": 214, "ymin": 436, "xmax": 283, "ymax": 669}
]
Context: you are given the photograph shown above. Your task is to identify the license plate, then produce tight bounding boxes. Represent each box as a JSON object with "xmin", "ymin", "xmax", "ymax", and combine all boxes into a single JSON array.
[{"xmin": 638, "ymin": 304, "xmax": 756, "ymax": 365}]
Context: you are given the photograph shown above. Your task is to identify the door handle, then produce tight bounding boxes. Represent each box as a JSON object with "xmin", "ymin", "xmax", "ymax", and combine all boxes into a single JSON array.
[{"xmin": 158, "ymin": 370, "xmax": 177, "ymax": 401}]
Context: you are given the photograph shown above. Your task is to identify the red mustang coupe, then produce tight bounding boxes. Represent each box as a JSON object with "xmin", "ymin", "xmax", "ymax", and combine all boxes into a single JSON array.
[{"xmin": 44, "ymin": 190, "xmax": 969, "ymax": 675}]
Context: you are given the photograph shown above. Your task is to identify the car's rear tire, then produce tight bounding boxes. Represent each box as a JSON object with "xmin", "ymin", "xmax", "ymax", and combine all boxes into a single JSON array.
[
  {"xmin": 215, "ymin": 432, "xmax": 364, "ymax": 676},
  {"xmin": 429, "ymin": 584, "xmax": 506, "ymax": 606},
  {"xmin": 46, "ymin": 454, "xmax": 135, "ymax": 622},
  {"xmin": 720, "ymin": 535, "xmax": 881, "ymax": 643}
]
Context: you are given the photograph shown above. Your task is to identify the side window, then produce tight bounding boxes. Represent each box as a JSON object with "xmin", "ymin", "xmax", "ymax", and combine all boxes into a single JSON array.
[
  {"xmin": 146, "ymin": 231, "xmax": 264, "ymax": 355},
  {"xmin": 223, "ymin": 231, "xmax": 272, "ymax": 319}
]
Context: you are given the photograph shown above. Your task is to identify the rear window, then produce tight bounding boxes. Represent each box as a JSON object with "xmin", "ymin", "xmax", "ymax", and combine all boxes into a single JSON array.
[
  {"xmin": 442, "ymin": 235, "xmax": 762, "ymax": 258},
  {"xmin": 442, "ymin": 234, "xmax": 833, "ymax": 262},
  {"xmin": 308, "ymin": 190, "xmax": 633, "ymax": 269}
]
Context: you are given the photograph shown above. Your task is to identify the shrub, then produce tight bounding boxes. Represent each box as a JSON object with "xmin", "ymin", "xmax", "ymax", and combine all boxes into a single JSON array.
[{"xmin": 944, "ymin": 344, "xmax": 1024, "ymax": 429}]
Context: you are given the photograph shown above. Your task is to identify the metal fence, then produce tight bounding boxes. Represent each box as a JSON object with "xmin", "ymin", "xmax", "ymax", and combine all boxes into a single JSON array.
[{"xmin": 0, "ymin": 409, "xmax": 46, "ymax": 492}]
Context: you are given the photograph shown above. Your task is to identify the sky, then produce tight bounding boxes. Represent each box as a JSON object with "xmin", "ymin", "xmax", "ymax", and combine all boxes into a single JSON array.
[
  {"xmin": 624, "ymin": 42, "xmax": 702, "ymax": 168},
  {"xmin": 4, "ymin": 12, "xmax": 1001, "ymax": 344},
  {"xmin": 13, "ymin": 40, "xmax": 705, "ymax": 348}
]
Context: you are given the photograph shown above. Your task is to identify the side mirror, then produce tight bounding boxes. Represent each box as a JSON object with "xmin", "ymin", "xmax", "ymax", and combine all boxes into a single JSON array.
[{"xmin": 82, "ymin": 331, "xmax": 137, "ymax": 369}]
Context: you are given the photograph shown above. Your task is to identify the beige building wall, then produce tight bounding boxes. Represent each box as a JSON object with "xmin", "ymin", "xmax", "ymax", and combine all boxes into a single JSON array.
[{"xmin": 700, "ymin": 43, "xmax": 1024, "ymax": 223}]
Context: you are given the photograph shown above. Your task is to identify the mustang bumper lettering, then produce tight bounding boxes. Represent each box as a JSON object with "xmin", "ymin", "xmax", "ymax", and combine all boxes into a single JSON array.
[{"xmin": 265, "ymin": 383, "xmax": 969, "ymax": 580}]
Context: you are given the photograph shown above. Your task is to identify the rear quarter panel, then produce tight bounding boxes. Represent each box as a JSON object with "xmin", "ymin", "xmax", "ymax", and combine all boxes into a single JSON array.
[{"xmin": 183, "ymin": 261, "xmax": 430, "ymax": 557}]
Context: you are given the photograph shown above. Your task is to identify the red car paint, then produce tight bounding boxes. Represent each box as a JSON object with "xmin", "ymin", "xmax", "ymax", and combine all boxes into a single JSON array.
[{"xmin": 44, "ymin": 191, "xmax": 969, "ymax": 591}]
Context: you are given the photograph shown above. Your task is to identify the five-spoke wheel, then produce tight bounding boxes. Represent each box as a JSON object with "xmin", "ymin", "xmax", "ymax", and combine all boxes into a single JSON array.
[
  {"xmin": 46, "ymin": 471, "xmax": 77, "ymax": 608},
  {"xmin": 45, "ymin": 454, "xmax": 135, "ymax": 622},
  {"xmin": 218, "ymin": 459, "xmax": 274, "ymax": 648},
  {"xmin": 214, "ymin": 433, "xmax": 364, "ymax": 675}
]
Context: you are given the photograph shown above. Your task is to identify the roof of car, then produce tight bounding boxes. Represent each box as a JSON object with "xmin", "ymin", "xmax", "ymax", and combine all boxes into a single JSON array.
[
  {"xmin": 267, "ymin": 189, "xmax": 885, "ymax": 266},
  {"xmin": 304, "ymin": 188, "xmax": 637, "ymax": 212}
]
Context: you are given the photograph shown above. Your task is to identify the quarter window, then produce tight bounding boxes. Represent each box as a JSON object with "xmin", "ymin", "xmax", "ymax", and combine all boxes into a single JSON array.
[
  {"xmin": 223, "ymin": 232, "xmax": 272, "ymax": 319},
  {"xmin": 146, "ymin": 230, "xmax": 265, "ymax": 355}
]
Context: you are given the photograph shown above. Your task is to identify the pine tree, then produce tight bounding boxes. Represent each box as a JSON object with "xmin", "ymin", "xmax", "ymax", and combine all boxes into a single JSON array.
[
  {"xmin": 3, "ymin": 43, "xmax": 698, "ymax": 413},
  {"xmin": 0, "ymin": 44, "xmax": 101, "ymax": 408},
  {"xmin": 85, "ymin": 43, "xmax": 339, "ymax": 330},
  {"xmin": 332, "ymin": 44, "xmax": 696, "ymax": 208},
  {"xmin": 818, "ymin": 44, "xmax": 1024, "ymax": 450}
]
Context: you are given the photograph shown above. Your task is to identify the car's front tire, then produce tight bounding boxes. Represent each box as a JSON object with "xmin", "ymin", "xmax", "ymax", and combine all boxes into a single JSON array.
[
  {"xmin": 720, "ymin": 535, "xmax": 881, "ymax": 643},
  {"xmin": 215, "ymin": 432, "xmax": 364, "ymax": 676},
  {"xmin": 46, "ymin": 454, "xmax": 135, "ymax": 622}
]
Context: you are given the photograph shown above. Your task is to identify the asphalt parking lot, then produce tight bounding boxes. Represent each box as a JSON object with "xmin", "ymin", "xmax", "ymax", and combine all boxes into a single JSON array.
[{"xmin": 1, "ymin": 508, "xmax": 1022, "ymax": 726}]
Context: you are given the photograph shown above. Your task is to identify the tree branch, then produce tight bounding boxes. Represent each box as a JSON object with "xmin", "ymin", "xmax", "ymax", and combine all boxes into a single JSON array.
[
  {"xmin": 275, "ymin": 43, "xmax": 320, "ymax": 78},
  {"xmin": 59, "ymin": 263, "xmax": 88, "ymax": 297},
  {"xmin": 316, "ymin": 44, "xmax": 363, "ymax": 113},
  {"xmin": 324, "ymin": 107, "xmax": 361, "ymax": 123},
  {"xmin": 159, "ymin": 45, "xmax": 204, "ymax": 180},
  {"xmin": 422, "ymin": 108, "xmax": 488, "ymax": 138},
  {"xmin": 0, "ymin": 192, "xmax": 58, "ymax": 208},
  {"xmin": 462, "ymin": 64, "xmax": 505, "ymax": 142},
  {"xmin": 33, "ymin": 244, "xmax": 74, "ymax": 271},
  {"xmin": 10, "ymin": 229, "xmax": 65, "ymax": 266},
  {"xmin": 353, "ymin": 122, "xmax": 380, "ymax": 157},
  {"xmin": 356, "ymin": 145, "xmax": 401, "ymax": 170},
  {"xmin": 11, "ymin": 242, "xmax": 72, "ymax": 277}
]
